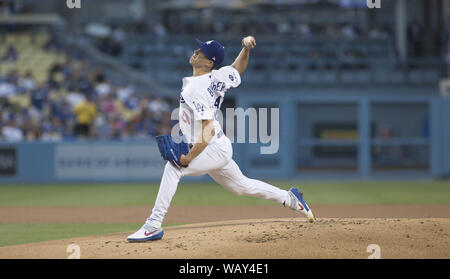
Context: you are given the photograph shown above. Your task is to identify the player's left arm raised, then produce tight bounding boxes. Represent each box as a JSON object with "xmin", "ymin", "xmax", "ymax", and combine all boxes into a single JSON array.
[{"xmin": 231, "ymin": 36, "xmax": 256, "ymax": 75}]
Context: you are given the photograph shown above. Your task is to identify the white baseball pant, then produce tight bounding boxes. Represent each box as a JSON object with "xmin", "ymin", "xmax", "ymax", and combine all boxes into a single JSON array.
[{"xmin": 149, "ymin": 135, "xmax": 289, "ymax": 224}]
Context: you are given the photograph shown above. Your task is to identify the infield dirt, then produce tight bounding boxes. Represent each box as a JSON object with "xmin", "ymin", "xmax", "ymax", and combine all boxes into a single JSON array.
[
  {"xmin": 0, "ymin": 218, "xmax": 449, "ymax": 258},
  {"xmin": 0, "ymin": 205, "xmax": 450, "ymax": 258}
]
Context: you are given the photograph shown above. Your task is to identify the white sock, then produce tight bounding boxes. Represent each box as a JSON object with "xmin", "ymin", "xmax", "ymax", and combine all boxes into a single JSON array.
[{"xmin": 283, "ymin": 191, "xmax": 292, "ymax": 207}]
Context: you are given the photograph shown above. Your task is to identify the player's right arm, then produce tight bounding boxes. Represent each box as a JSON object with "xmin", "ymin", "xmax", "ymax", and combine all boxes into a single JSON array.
[
  {"xmin": 179, "ymin": 119, "xmax": 214, "ymax": 166},
  {"xmin": 231, "ymin": 36, "xmax": 256, "ymax": 75}
]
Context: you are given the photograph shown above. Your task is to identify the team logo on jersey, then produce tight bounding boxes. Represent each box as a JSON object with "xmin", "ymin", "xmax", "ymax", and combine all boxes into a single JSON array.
[
  {"xmin": 180, "ymin": 95, "xmax": 185, "ymax": 103},
  {"xmin": 229, "ymin": 74, "xmax": 234, "ymax": 81},
  {"xmin": 192, "ymin": 101, "xmax": 205, "ymax": 112}
]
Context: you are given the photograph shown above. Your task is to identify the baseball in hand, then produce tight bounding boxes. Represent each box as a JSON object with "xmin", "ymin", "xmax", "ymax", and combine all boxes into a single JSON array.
[{"xmin": 242, "ymin": 36, "xmax": 256, "ymax": 49}]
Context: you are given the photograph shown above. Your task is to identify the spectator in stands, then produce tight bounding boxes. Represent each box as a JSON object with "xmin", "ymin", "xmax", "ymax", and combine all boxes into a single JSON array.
[
  {"xmin": 73, "ymin": 94, "xmax": 97, "ymax": 138},
  {"xmin": 148, "ymin": 97, "xmax": 170, "ymax": 122},
  {"xmin": 1, "ymin": 118, "xmax": 24, "ymax": 142},
  {"xmin": 19, "ymin": 71, "xmax": 36, "ymax": 91},
  {"xmin": 123, "ymin": 91, "xmax": 140, "ymax": 111},
  {"xmin": 95, "ymin": 80, "xmax": 112, "ymax": 98},
  {"xmin": 30, "ymin": 83, "xmax": 49, "ymax": 110},
  {"xmin": 100, "ymin": 93, "xmax": 118, "ymax": 117},
  {"xmin": 94, "ymin": 113, "xmax": 111, "ymax": 140},
  {"xmin": 341, "ymin": 23, "xmax": 357, "ymax": 39},
  {"xmin": 112, "ymin": 26, "xmax": 126, "ymax": 47},
  {"xmin": 41, "ymin": 116, "xmax": 64, "ymax": 141},
  {"xmin": 98, "ymin": 30, "xmax": 124, "ymax": 57},
  {"xmin": 0, "ymin": 78, "xmax": 16, "ymax": 97},
  {"xmin": 3, "ymin": 44, "xmax": 18, "ymax": 62},
  {"xmin": 66, "ymin": 89, "xmax": 84, "ymax": 110},
  {"xmin": 26, "ymin": 106, "xmax": 42, "ymax": 128},
  {"xmin": 43, "ymin": 35, "xmax": 60, "ymax": 51},
  {"xmin": 117, "ymin": 84, "xmax": 135, "ymax": 103},
  {"xmin": 153, "ymin": 23, "xmax": 167, "ymax": 38},
  {"xmin": 92, "ymin": 67, "xmax": 106, "ymax": 84},
  {"xmin": 298, "ymin": 22, "xmax": 312, "ymax": 38},
  {"xmin": 275, "ymin": 21, "xmax": 288, "ymax": 34},
  {"xmin": 5, "ymin": 69, "xmax": 19, "ymax": 85},
  {"xmin": 110, "ymin": 116, "xmax": 125, "ymax": 140}
]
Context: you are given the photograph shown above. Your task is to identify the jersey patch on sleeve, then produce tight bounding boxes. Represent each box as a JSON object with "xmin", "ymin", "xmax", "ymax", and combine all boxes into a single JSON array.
[{"xmin": 212, "ymin": 65, "xmax": 241, "ymax": 89}]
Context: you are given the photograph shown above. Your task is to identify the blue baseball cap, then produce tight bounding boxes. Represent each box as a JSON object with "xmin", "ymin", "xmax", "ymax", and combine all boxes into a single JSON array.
[{"xmin": 195, "ymin": 39, "xmax": 225, "ymax": 68}]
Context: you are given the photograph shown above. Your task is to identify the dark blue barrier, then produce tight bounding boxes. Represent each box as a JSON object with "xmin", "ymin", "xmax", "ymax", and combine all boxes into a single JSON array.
[{"xmin": 0, "ymin": 141, "xmax": 166, "ymax": 183}]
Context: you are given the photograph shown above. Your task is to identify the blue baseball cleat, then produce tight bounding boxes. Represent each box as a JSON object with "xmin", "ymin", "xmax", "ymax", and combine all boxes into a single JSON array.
[
  {"xmin": 285, "ymin": 187, "xmax": 316, "ymax": 222},
  {"xmin": 127, "ymin": 223, "xmax": 164, "ymax": 242}
]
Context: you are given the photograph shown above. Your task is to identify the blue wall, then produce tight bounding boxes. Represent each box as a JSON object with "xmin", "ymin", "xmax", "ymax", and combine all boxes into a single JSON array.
[
  {"xmin": 0, "ymin": 141, "xmax": 166, "ymax": 183},
  {"xmin": 235, "ymin": 93, "xmax": 450, "ymax": 180}
]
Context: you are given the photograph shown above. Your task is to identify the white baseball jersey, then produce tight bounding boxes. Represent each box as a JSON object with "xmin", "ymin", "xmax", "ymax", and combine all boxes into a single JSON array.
[{"xmin": 179, "ymin": 65, "xmax": 241, "ymax": 144}]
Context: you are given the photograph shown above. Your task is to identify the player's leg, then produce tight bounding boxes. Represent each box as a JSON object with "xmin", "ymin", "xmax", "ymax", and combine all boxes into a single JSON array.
[
  {"xmin": 127, "ymin": 161, "xmax": 180, "ymax": 242},
  {"xmin": 148, "ymin": 138, "xmax": 232, "ymax": 223},
  {"xmin": 208, "ymin": 159, "xmax": 315, "ymax": 222},
  {"xmin": 208, "ymin": 159, "xmax": 288, "ymax": 203},
  {"xmin": 147, "ymin": 162, "xmax": 184, "ymax": 225},
  {"xmin": 127, "ymin": 138, "xmax": 232, "ymax": 242}
]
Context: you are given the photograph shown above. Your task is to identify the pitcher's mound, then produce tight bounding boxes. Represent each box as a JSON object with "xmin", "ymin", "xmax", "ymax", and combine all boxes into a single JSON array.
[{"xmin": 1, "ymin": 218, "xmax": 449, "ymax": 259}]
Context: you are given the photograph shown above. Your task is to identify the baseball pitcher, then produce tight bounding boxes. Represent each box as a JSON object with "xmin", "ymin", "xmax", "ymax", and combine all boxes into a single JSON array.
[{"xmin": 127, "ymin": 36, "xmax": 315, "ymax": 242}]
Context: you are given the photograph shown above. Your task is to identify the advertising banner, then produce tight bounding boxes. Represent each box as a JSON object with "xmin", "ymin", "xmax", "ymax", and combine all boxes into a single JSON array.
[
  {"xmin": 55, "ymin": 143, "xmax": 165, "ymax": 180},
  {"xmin": 0, "ymin": 148, "xmax": 17, "ymax": 176}
]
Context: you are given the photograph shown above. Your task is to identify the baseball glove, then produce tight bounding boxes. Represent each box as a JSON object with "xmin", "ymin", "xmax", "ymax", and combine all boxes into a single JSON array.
[{"xmin": 156, "ymin": 134, "xmax": 190, "ymax": 168}]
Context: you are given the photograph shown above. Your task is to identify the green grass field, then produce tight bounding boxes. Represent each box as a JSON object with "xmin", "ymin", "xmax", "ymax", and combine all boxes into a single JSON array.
[
  {"xmin": 1, "ymin": 181, "xmax": 450, "ymax": 207},
  {"xmin": 0, "ymin": 181, "xmax": 450, "ymax": 207},
  {"xmin": 0, "ymin": 223, "xmax": 185, "ymax": 247},
  {"xmin": 0, "ymin": 181, "xmax": 449, "ymax": 247},
  {"xmin": 0, "ymin": 224, "xmax": 139, "ymax": 247}
]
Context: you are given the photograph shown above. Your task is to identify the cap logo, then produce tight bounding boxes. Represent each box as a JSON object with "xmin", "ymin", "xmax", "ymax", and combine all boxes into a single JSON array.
[{"xmin": 212, "ymin": 56, "xmax": 216, "ymax": 61}]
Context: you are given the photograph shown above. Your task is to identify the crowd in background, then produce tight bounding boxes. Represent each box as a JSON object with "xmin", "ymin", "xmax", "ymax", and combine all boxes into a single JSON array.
[
  {"xmin": 108, "ymin": 13, "xmax": 398, "ymax": 72},
  {"xmin": 119, "ymin": 23, "xmax": 392, "ymax": 73},
  {"xmin": 157, "ymin": 19, "xmax": 392, "ymax": 42},
  {"xmin": 115, "ymin": 17, "xmax": 441, "ymax": 73},
  {"xmin": 0, "ymin": 43, "xmax": 175, "ymax": 142}
]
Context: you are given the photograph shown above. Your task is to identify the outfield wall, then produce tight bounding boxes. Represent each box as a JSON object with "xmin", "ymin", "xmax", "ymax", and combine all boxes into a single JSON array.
[
  {"xmin": 233, "ymin": 92, "xmax": 450, "ymax": 180},
  {"xmin": 0, "ymin": 141, "xmax": 166, "ymax": 183}
]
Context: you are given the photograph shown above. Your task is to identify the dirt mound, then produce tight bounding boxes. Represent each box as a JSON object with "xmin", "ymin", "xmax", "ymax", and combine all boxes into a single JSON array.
[{"xmin": 1, "ymin": 218, "xmax": 449, "ymax": 259}]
